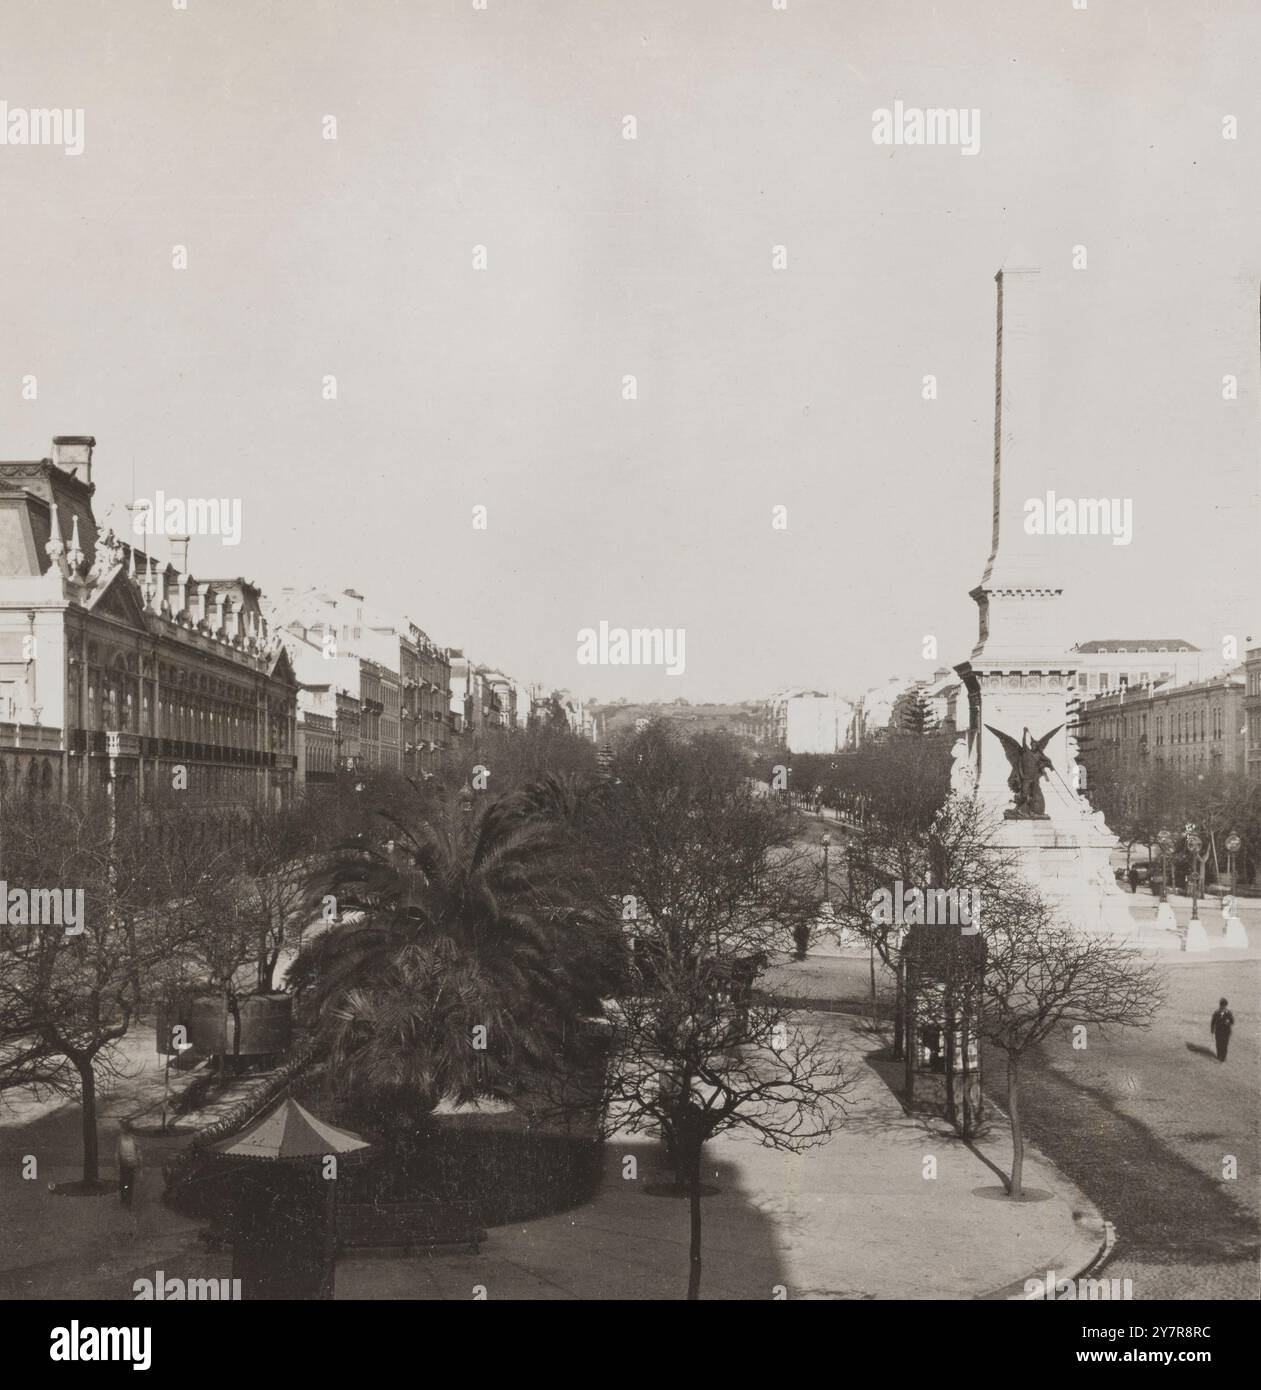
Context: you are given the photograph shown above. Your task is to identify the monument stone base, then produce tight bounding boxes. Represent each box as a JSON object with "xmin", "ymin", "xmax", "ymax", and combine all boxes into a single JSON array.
[
  {"xmin": 1221, "ymin": 913, "xmax": 1249, "ymax": 949},
  {"xmin": 1183, "ymin": 919, "xmax": 1211, "ymax": 953},
  {"xmin": 975, "ymin": 766, "xmax": 1182, "ymax": 950}
]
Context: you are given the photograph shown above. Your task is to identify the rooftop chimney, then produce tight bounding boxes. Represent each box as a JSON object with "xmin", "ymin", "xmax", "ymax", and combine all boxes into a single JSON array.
[
  {"xmin": 51, "ymin": 436, "xmax": 96, "ymax": 487},
  {"xmin": 169, "ymin": 533, "xmax": 190, "ymax": 574}
]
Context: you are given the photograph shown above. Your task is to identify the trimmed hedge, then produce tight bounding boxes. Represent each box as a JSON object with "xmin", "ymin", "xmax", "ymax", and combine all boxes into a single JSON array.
[{"xmin": 337, "ymin": 1129, "xmax": 604, "ymax": 1227}]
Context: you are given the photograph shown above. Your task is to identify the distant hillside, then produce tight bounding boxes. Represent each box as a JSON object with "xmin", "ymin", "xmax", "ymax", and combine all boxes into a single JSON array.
[{"xmin": 590, "ymin": 700, "xmax": 762, "ymax": 740}]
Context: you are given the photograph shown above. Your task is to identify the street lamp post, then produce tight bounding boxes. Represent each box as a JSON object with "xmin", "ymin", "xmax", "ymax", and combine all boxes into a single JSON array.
[
  {"xmin": 1156, "ymin": 828, "xmax": 1174, "ymax": 904},
  {"xmin": 821, "ymin": 832, "xmax": 831, "ymax": 902},
  {"xmin": 1186, "ymin": 830, "xmax": 1202, "ymax": 923},
  {"xmin": 1179, "ymin": 827, "xmax": 1213, "ymax": 953},
  {"xmin": 1222, "ymin": 831, "xmax": 1246, "ymax": 946},
  {"xmin": 1225, "ymin": 831, "xmax": 1241, "ymax": 900}
]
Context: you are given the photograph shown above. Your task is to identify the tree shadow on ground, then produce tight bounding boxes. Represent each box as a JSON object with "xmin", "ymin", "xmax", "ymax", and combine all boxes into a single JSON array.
[
  {"xmin": 982, "ymin": 1042, "xmax": 1259, "ymax": 1268},
  {"xmin": 841, "ymin": 1034, "xmax": 992, "ymax": 1147},
  {"xmin": 468, "ymin": 1139, "xmax": 795, "ymax": 1300},
  {"xmin": 856, "ymin": 1037, "xmax": 1031, "ymax": 1207}
]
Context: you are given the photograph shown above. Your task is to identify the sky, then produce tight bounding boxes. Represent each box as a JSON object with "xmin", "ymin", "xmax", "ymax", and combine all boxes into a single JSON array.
[{"xmin": 2, "ymin": 0, "xmax": 1259, "ymax": 703}]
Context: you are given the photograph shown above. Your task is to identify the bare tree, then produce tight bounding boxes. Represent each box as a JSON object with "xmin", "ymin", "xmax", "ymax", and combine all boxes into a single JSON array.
[
  {"xmin": 0, "ymin": 795, "xmax": 259, "ymax": 1182},
  {"xmin": 0, "ymin": 798, "xmax": 170, "ymax": 1185},
  {"xmin": 235, "ymin": 801, "xmax": 326, "ymax": 992},
  {"xmin": 601, "ymin": 976, "xmax": 848, "ymax": 1299},
  {"xmin": 978, "ymin": 895, "xmax": 1165, "ymax": 1197},
  {"xmin": 560, "ymin": 726, "xmax": 850, "ymax": 1299},
  {"xmin": 838, "ymin": 791, "xmax": 1013, "ymax": 1054}
]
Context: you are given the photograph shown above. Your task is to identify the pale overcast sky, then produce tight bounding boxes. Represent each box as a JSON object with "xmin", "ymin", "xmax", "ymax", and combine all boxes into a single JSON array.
[{"xmin": 2, "ymin": 0, "xmax": 1259, "ymax": 702}]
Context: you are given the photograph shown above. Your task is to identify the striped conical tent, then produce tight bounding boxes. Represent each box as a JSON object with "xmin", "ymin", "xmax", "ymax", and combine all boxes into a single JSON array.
[{"xmin": 210, "ymin": 1098, "xmax": 370, "ymax": 1161}]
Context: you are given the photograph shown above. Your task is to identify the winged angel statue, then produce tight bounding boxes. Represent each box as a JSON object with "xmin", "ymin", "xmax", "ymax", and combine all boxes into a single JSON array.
[{"xmin": 984, "ymin": 723, "xmax": 1063, "ymax": 819}]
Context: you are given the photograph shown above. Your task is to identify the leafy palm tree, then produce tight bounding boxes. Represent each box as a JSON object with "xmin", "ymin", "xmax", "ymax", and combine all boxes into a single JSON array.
[{"xmin": 289, "ymin": 783, "xmax": 620, "ymax": 1139}]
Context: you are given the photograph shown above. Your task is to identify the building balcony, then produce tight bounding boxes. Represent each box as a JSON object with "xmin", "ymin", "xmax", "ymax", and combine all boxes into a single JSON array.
[
  {"xmin": 70, "ymin": 729, "xmax": 289, "ymax": 767},
  {"xmin": 0, "ymin": 722, "xmax": 64, "ymax": 752}
]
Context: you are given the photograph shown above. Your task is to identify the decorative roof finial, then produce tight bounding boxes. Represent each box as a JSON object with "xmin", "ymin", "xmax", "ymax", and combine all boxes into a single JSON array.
[
  {"xmin": 66, "ymin": 515, "xmax": 84, "ymax": 574},
  {"xmin": 45, "ymin": 502, "xmax": 66, "ymax": 568}
]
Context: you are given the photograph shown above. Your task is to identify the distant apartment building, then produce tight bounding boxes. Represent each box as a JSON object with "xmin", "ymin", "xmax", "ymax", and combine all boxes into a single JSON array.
[
  {"xmin": 1244, "ymin": 645, "xmax": 1261, "ymax": 780},
  {"xmin": 270, "ymin": 587, "xmax": 454, "ymax": 775},
  {"xmin": 889, "ymin": 668, "xmax": 962, "ymax": 735},
  {"xmin": 731, "ymin": 709, "xmax": 761, "ymax": 742},
  {"xmin": 765, "ymin": 690, "xmax": 854, "ymax": 754},
  {"xmin": 852, "ymin": 677, "xmax": 912, "ymax": 746},
  {"xmin": 512, "ymin": 678, "xmax": 531, "ymax": 731},
  {"xmin": 296, "ymin": 707, "xmax": 337, "ymax": 782},
  {"xmin": 297, "ymin": 687, "xmax": 364, "ymax": 782},
  {"xmin": 1077, "ymin": 669, "xmax": 1248, "ymax": 777},
  {"xmin": 1069, "ymin": 639, "xmax": 1222, "ymax": 695},
  {"xmin": 372, "ymin": 613, "xmax": 451, "ymax": 776},
  {"xmin": 358, "ymin": 658, "xmax": 400, "ymax": 770},
  {"xmin": 531, "ymin": 686, "xmax": 596, "ymax": 739},
  {"xmin": 449, "ymin": 651, "xmax": 494, "ymax": 737},
  {"xmin": 448, "ymin": 652, "xmax": 528, "ymax": 741},
  {"xmin": 279, "ymin": 626, "xmax": 362, "ymax": 785},
  {"xmin": 413, "ymin": 625, "xmax": 453, "ymax": 771},
  {"xmin": 294, "ymin": 682, "xmax": 362, "ymax": 787},
  {"xmin": 269, "ymin": 586, "xmax": 403, "ymax": 772},
  {"xmin": 482, "ymin": 670, "xmax": 516, "ymax": 730},
  {"xmin": 0, "ymin": 435, "xmax": 298, "ymax": 828},
  {"xmin": 448, "ymin": 650, "xmax": 475, "ymax": 737}
]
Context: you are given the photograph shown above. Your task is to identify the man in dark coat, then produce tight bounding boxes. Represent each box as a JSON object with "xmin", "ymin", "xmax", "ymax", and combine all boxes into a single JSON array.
[{"xmin": 1210, "ymin": 998, "xmax": 1235, "ymax": 1063}]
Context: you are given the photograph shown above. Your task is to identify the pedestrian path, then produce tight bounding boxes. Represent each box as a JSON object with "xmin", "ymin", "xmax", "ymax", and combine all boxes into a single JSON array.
[
  {"xmin": 0, "ymin": 1012, "xmax": 1103, "ymax": 1300},
  {"xmin": 337, "ymin": 1012, "xmax": 1101, "ymax": 1300}
]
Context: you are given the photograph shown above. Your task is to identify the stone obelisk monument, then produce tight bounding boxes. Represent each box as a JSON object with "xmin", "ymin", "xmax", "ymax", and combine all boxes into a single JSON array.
[{"xmin": 953, "ymin": 249, "xmax": 1166, "ymax": 942}]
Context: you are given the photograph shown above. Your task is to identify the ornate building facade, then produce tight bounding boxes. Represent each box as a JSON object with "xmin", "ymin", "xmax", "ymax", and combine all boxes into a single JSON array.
[
  {"xmin": 1077, "ymin": 669, "xmax": 1248, "ymax": 777},
  {"xmin": 1247, "ymin": 645, "xmax": 1261, "ymax": 781},
  {"xmin": 380, "ymin": 616, "xmax": 450, "ymax": 776},
  {"xmin": 0, "ymin": 437, "xmax": 297, "ymax": 829}
]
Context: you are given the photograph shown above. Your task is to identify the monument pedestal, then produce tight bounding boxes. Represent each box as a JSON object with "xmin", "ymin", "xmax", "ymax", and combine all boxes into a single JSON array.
[
  {"xmin": 966, "ymin": 761, "xmax": 1180, "ymax": 946},
  {"xmin": 1221, "ymin": 912, "xmax": 1248, "ymax": 949},
  {"xmin": 1183, "ymin": 918, "xmax": 1210, "ymax": 953}
]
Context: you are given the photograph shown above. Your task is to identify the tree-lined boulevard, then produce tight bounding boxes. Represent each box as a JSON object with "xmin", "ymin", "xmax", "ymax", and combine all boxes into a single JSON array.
[{"xmin": 3, "ymin": 721, "xmax": 1254, "ymax": 1300}]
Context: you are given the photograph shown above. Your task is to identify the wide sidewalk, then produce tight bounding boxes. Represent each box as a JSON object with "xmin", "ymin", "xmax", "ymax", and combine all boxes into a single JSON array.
[
  {"xmin": 337, "ymin": 1011, "xmax": 1102, "ymax": 1300},
  {"xmin": 0, "ymin": 1012, "xmax": 1102, "ymax": 1301}
]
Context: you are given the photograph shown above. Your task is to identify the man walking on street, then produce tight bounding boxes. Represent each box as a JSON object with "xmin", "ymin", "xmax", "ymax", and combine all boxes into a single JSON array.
[
  {"xmin": 117, "ymin": 1129, "xmax": 141, "ymax": 1208},
  {"xmin": 1210, "ymin": 998, "xmax": 1235, "ymax": 1063}
]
